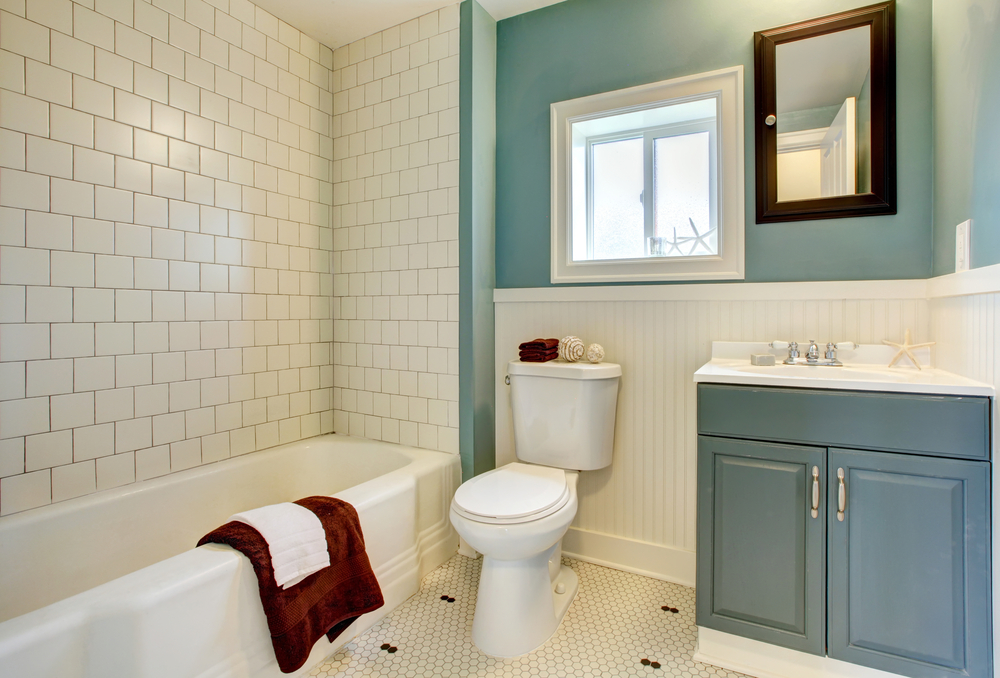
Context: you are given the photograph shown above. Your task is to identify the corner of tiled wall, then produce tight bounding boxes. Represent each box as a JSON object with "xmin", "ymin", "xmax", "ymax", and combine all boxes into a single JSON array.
[
  {"xmin": 0, "ymin": 0, "xmax": 337, "ymax": 515},
  {"xmin": 330, "ymin": 5, "xmax": 461, "ymax": 456}
]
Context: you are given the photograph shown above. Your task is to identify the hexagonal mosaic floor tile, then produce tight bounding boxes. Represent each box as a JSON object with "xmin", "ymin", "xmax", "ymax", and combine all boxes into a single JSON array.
[{"xmin": 307, "ymin": 555, "xmax": 751, "ymax": 677}]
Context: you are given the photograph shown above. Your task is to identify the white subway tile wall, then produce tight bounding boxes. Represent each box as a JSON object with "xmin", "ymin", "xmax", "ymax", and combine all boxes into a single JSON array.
[
  {"xmin": 0, "ymin": 0, "xmax": 338, "ymax": 515},
  {"xmin": 330, "ymin": 7, "xmax": 460, "ymax": 456}
]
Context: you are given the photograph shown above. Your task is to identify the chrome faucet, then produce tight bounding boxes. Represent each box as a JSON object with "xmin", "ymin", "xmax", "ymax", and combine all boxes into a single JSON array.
[
  {"xmin": 770, "ymin": 340, "xmax": 856, "ymax": 367},
  {"xmin": 805, "ymin": 339, "xmax": 820, "ymax": 363}
]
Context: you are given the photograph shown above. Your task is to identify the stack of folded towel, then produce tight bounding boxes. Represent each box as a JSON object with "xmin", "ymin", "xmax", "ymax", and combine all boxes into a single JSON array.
[
  {"xmin": 199, "ymin": 496, "xmax": 384, "ymax": 673},
  {"xmin": 519, "ymin": 338, "xmax": 559, "ymax": 362},
  {"xmin": 230, "ymin": 501, "xmax": 331, "ymax": 589}
]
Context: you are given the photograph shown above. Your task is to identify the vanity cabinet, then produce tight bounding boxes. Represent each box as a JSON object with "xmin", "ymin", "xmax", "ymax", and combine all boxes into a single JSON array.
[{"xmin": 696, "ymin": 384, "xmax": 992, "ymax": 678}]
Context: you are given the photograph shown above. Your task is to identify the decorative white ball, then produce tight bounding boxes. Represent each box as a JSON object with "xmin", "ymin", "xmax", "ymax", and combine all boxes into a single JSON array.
[
  {"xmin": 559, "ymin": 336, "xmax": 585, "ymax": 362},
  {"xmin": 586, "ymin": 343, "xmax": 605, "ymax": 363}
]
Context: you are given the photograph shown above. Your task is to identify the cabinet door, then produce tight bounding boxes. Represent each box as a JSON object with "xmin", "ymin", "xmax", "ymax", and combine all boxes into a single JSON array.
[
  {"xmin": 827, "ymin": 449, "xmax": 992, "ymax": 678},
  {"xmin": 697, "ymin": 436, "xmax": 826, "ymax": 655}
]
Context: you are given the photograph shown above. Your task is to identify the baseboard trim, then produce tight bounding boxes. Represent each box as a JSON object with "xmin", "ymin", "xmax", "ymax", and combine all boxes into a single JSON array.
[
  {"xmin": 561, "ymin": 527, "xmax": 695, "ymax": 587},
  {"xmin": 694, "ymin": 627, "xmax": 906, "ymax": 678}
]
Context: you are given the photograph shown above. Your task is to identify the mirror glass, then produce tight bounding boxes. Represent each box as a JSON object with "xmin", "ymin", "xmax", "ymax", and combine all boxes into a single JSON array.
[{"xmin": 775, "ymin": 26, "xmax": 872, "ymax": 202}]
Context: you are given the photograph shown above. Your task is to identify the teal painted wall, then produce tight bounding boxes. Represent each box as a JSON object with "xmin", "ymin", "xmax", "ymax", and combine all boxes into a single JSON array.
[
  {"xmin": 932, "ymin": 0, "xmax": 1000, "ymax": 275},
  {"xmin": 494, "ymin": 0, "xmax": 934, "ymax": 287},
  {"xmin": 459, "ymin": 0, "xmax": 497, "ymax": 481}
]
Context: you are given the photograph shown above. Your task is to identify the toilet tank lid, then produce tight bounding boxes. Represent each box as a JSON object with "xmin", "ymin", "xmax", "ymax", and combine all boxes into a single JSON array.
[{"xmin": 508, "ymin": 359, "xmax": 621, "ymax": 380}]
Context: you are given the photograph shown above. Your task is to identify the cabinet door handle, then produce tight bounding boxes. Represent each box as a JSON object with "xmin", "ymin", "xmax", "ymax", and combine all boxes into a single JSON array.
[
  {"xmin": 837, "ymin": 467, "xmax": 846, "ymax": 522},
  {"xmin": 811, "ymin": 466, "xmax": 820, "ymax": 518}
]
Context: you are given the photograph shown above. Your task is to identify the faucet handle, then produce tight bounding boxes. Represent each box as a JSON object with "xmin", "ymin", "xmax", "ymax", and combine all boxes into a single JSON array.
[{"xmin": 773, "ymin": 340, "xmax": 799, "ymax": 364}]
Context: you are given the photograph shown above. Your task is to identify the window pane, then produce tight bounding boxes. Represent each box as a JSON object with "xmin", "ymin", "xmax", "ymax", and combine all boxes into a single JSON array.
[
  {"xmin": 653, "ymin": 131, "xmax": 714, "ymax": 256},
  {"xmin": 591, "ymin": 137, "xmax": 644, "ymax": 261}
]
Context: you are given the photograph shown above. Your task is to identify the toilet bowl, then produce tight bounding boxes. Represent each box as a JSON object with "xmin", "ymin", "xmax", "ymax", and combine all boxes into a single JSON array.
[
  {"xmin": 450, "ymin": 463, "xmax": 580, "ymax": 658},
  {"xmin": 451, "ymin": 359, "xmax": 621, "ymax": 658}
]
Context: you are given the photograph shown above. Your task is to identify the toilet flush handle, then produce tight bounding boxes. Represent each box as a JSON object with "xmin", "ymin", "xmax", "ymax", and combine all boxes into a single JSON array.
[{"xmin": 505, "ymin": 375, "xmax": 510, "ymax": 385}]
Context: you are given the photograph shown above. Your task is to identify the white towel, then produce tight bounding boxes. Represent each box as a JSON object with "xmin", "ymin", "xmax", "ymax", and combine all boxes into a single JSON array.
[{"xmin": 230, "ymin": 502, "xmax": 331, "ymax": 589}]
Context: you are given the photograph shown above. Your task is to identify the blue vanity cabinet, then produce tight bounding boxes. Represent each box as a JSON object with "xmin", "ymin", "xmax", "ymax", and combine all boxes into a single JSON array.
[
  {"xmin": 696, "ymin": 384, "xmax": 993, "ymax": 678},
  {"xmin": 696, "ymin": 436, "xmax": 827, "ymax": 655},
  {"xmin": 827, "ymin": 448, "xmax": 992, "ymax": 678}
]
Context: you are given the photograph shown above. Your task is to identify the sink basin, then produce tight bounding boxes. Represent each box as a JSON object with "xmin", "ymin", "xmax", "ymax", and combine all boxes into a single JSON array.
[
  {"xmin": 734, "ymin": 364, "xmax": 919, "ymax": 383},
  {"xmin": 694, "ymin": 344, "xmax": 994, "ymax": 397}
]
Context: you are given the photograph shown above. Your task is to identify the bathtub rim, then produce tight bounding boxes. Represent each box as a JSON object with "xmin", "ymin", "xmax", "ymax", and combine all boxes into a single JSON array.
[{"xmin": 0, "ymin": 433, "xmax": 425, "ymax": 529}]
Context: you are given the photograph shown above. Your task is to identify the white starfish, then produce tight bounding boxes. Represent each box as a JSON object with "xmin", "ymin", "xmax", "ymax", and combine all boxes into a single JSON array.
[
  {"xmin": 882, "ymin": 329, "xmax": 936, "ymax": 370},
  {"xmin": 664, "ymin": 228, "xmax": 684, "ymax": 255},
  {"xmin": 685, "ymin": 218, "xmax": 717, "ymax": 255}
]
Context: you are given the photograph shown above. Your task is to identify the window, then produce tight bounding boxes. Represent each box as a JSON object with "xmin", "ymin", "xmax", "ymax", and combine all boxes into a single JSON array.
[
  {"xmin": 580, "ymin": 104, "xmax": 716, "ymax": 261},
  {"xmin": 551, "ymin": 67, "xmax": 744, "ymax": 283}
]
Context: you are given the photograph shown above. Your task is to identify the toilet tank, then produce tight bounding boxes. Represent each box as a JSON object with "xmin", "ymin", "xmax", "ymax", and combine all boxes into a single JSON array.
[{"xmin": 507, "ymin": 359, "xmax": 622, "ymax": 471}]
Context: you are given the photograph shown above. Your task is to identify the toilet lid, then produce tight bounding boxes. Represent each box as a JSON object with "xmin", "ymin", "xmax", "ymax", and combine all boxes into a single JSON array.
[{"xmin": 453, "ymin": 463, "xmax": 569, "ymax": 522}]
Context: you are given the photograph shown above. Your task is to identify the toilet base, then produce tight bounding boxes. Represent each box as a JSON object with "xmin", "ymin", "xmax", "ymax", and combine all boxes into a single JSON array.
[
  {"xmin": 471, "ymin": 548, "xmax": 579, "ymax": 658},
  {"xmin": 551, "ymin": 564, "xmax": 579, "ymax": 632}
]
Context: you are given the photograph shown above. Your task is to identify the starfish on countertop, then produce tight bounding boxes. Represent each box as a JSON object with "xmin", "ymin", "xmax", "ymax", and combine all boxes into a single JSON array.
[{"xmin": 882, "ymin": 329, "xmax": 936, "ymax": 370}]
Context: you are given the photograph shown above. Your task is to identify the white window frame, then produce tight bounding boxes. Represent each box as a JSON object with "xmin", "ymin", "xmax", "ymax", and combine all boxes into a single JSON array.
[{"xmin": 551, "ymin": 66, "xmax": 745, "ymax": 284}]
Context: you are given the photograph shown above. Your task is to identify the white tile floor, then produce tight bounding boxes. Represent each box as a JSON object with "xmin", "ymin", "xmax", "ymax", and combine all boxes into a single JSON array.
[{"xmin": 308, "ymin": 555, "xmax": 751, "ymax": 677}]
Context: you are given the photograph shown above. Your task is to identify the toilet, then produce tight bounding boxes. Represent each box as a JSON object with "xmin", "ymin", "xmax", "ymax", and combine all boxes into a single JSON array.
[{"xmin": 450, "ymin": 359, "xmax": 622, "ymax": 657}]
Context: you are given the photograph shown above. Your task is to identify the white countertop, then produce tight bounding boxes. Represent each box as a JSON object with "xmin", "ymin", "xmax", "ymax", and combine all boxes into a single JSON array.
[{"xmin": 694, "ymin": 342, "xmax": 994, "ymax": 397}]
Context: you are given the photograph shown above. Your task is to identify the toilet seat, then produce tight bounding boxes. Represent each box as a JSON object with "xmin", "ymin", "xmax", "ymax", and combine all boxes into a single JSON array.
[{"xmin": 452, "ymin": 463, "xmax": 570, "ymax": 525}]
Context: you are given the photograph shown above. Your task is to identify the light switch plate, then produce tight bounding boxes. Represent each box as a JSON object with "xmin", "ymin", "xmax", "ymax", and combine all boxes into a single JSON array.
[{"xmin": 956, "ymin": 219, "xmax": 972, "ymax": 272}]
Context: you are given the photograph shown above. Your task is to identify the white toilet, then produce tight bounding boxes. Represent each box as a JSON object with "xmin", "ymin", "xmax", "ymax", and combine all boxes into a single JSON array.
[{"xmin": 450, "ymin": 359, "xmax": 621, "ymax": 657}]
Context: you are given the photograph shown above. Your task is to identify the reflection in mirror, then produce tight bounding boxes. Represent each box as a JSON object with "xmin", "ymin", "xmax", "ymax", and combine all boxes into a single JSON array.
[{"xmin": 775, "ymin": 26, "xmax": 871, "ymax": 202}]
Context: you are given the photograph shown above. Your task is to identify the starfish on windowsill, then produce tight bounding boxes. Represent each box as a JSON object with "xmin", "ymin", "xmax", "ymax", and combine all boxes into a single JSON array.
[{"xmin": 882, "ymin": 329, "xmax": 936, "ymax": 370}]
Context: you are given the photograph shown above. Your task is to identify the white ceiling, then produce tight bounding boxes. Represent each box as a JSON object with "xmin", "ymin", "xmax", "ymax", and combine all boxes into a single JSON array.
[
  {"xmin": 476, "ymin": 0, "xmax": 568, "ymax": 21},
  {"xmin": 776, "ymin": 26, "xmax": 872, "ymax": 113},
  {"xmin": 250, "ymin": 0, "xmax": 570, "ymax": 51}
]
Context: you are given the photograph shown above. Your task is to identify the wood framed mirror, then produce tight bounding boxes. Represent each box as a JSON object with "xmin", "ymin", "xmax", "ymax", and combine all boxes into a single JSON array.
[{"xmin": 754, "ymin": 1, "xmax": 896, "ymax": 223}]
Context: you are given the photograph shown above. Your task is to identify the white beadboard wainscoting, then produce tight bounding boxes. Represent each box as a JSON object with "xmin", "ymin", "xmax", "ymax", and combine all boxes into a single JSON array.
[
  {"xmin": 494, "ymin": 280, "xmax": 933, "ymax": 585},
  {"xmin": 928, "ymin": 274, "xmax": 1000, "ymax": 663},
  {"xmin": 932, "ymin": 292, "xmax": 1000, "ymax": 386}
]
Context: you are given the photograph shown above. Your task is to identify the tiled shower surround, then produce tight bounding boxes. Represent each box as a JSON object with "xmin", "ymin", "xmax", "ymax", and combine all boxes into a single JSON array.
[
  {"xmin": 0, "ymin": 0, "xmax": 340, "ymax": 514},
  {"xmin": 329, "ymin": 9, "xmax": 461, "ymax": 455}
]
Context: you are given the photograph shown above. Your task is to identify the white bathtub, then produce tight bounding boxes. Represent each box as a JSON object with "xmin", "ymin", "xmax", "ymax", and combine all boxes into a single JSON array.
[{"xmin": 0, "ymin": 434, "xmax": 461, "ymax": 678}]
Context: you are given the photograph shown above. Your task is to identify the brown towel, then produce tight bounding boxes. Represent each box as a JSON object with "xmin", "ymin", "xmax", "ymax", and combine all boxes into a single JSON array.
[
  {"xmin": 198, "ymin": 496, "xmax": 384, "ymax": 673},
  {"xmin": 520, "ymin": 350, "xmax": 558, "ymax": 362},
  {"xmin": 519, "ymin": 338, "xmax": 559, "ymax": 351}
]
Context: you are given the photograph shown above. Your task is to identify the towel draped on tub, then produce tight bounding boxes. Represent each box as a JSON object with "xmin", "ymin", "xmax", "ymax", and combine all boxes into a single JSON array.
[{"xmin": 198, "ymin": 496, "xmax": 384, "ymax": 673}]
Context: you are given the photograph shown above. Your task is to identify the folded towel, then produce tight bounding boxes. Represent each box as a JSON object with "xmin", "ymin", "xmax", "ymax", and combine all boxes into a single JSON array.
[
  {"xmin": 518, "ymin": 351, "xmax": 559, "ymax": 363},
  {"xmin": 199, "ymin": 496, "xmax": 384, "ymax": 674},
  {"xmin": 520, "ymin": 351, "xmax": 558, "ymax": 363},
  {"xmin": 230, "ymin": 502, "xmax": 330, "ymax": 589},
  {"xmin": 519, "ymin": 338, "xmax": 559, "ymax": 351}
]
